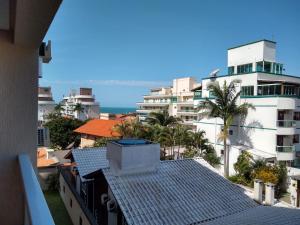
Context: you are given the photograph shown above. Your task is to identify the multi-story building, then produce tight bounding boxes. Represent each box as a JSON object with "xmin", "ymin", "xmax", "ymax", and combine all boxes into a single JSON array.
[
  {"xmin": 61, "ymin": 87, "xmax": 100, "ymax": 121},
  {"xmin": 38, "ymin": 86, "xmax": 56, "ymax": 125},
  {"xmin": 193, "ymin": 40, "xmax": 300, "ymax": 175},
  {"xmin": 137, "ymin": 77, "xmax": 200, "ymax": 127}
]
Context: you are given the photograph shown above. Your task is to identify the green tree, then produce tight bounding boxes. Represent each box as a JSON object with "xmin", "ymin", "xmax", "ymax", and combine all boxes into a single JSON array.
[
  {"xmin": 44, "ymin": 113, "xmax": 84, "ymax": 149},
  {"xmin": 197, "ymin": 80, "xmax": 255, "ymax": 177},
  {"xmin": 234, "ymin": 151, "xmax": 254, "ymax": 183},
  {"xmin": 73, "ymin": 103, "xmax": 84, "ymax": 117},
  {"xmin": 146, "ymin": 110, "xmax": 182, "ymax": 126}
]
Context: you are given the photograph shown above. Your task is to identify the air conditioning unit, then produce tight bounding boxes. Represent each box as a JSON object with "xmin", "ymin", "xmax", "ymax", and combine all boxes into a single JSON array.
[
  {"xmin": 39, "ymin": 40, "xmax": 52, "ymax": 63},
  {"xmin": 101, "ymin": 194, "xmax": 109, "ymax": 206},
  {"xmin": 107, "ymin": 199, "xmax": 117, "ymax": 212}
]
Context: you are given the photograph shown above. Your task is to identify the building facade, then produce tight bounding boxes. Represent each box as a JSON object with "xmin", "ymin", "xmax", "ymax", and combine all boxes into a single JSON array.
[
  {"xmin": 193, "ymin": 40, "xmax": 300, "ymax": 175},
  {"xmin": 137, "ymin": 77, "xmax": 200, "ymax": 127},
  {"xmin": 38, "ymin": 86, "xmax": 56, "ymax": 125},
  {"xmin": 61, "ymin": 88, "xmax": 100, "ymax": 121}
]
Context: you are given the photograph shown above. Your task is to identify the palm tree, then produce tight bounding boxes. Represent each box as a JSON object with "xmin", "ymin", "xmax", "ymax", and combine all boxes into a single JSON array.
[
  {"xmin": 54, "ymin": 103, "xmax": 64, "ymax": 113},
  {"xmin": 197, "ymin": 80, "xmax": 255, "ymax": 177},
  {"xmin": 73, "ymin": 103, "xmax": 84, "ymax": 113},
  {"xmin": 189, "ymin": 130, "xmax": 209, "ymax": 155},
  {"xmin": 146, "ymin": 110, "xmax": 182, "ymax": 127},
  {"xmin": 174, "ymin": 124, "xmax": 190, "ymax": 159}
]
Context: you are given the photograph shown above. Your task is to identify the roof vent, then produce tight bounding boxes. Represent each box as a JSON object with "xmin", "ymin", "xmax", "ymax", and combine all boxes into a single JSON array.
[{"xmin": 107, "ymin": 139, "xmax": 160, "ymax": 176}]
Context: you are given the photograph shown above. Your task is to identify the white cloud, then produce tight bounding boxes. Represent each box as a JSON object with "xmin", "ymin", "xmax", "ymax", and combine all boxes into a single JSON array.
[{"xmin": 41, "ymin": 79, "xmax": 170, "ymax": 88}]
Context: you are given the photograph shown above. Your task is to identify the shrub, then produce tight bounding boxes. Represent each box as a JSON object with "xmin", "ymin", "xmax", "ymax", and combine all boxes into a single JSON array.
[{"xmin": 46, "ymin": 173, "xmax": 60, "ymax": 192}]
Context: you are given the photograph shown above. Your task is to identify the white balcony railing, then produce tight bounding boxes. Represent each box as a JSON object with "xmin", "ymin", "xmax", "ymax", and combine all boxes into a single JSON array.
[
  {"xmin": 276, "ymin": 120, "xmax": 296, "ymax": 127},
  {"xmin": 276, "ymin": 146, "xmax": 295, "ymax": 152},
  {"xmin": 18, "ymin": 154, "xmax": 55, "ymax": 225}
]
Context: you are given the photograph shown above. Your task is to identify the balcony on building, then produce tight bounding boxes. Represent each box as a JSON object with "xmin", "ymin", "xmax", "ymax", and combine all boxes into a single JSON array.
[
  {"xmin": 0, "ymin": 0, "xmax": 62, "ymax": 224},
  {"xmin": 276, "ymin": 135, "xmax": 299, "ymax": 161}
]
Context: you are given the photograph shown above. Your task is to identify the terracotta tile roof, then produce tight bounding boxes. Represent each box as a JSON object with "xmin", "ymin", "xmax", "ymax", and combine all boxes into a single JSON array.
[
  {"xmin": 37, "ymin": 148, "xmax": 58, "ymax": 168},
  {"xmin": 74, "ymin": 119, "xmax": 121, "ymax": 138}
]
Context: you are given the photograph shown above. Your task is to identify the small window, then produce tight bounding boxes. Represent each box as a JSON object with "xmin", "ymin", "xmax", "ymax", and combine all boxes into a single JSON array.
[
  {"xmin": 293, "ymin": 134, "xmax": 299, "ymax": 144},
  {"xmin": 241, "ymin": 86, "xmax": 254, "ymax": 96},
  {"xmin": 221, "ymin": 150, "xmax": 224, "ymax": 155},
  {"xmin": 229, "ymin": 130, "xmax": 233, "ymax": 135},
  {"xmin": 228, "ymin": 66, "xmax": 234, "ymax": 75},
  {"xmin": 79, "ymin": 217, "xmax": 83, "ymax": 225},
  {"xmin": 294, "ymin": 112, "xmax": 300, "ymax": 121},
  {"xmin": 70, "ymin": 199, "xmax": 72, "ymax": 208}
]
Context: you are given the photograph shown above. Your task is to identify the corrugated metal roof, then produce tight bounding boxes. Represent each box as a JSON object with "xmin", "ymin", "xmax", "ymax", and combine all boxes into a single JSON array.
[
  {"xmin": 72, "ymin": 148, "xmax": 108, "ymax": 180},
  {"xmin": 103, "ymin": 159, "xmax": 258, "ymax": 225},
  {"xmin": 202, "ymin": 205, "xmax": 300, "ymax": 225}
]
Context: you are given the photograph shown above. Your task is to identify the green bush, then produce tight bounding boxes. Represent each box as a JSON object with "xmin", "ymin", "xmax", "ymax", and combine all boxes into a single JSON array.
[{"xmin": 46, "ymin": 173, "xmax": 60, "ymax": 192}]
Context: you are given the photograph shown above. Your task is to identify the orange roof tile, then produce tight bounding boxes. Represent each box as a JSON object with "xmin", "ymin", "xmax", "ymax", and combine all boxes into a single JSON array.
[
  {"xmin": 74, "ymin": 119, "xmax": 121, "ymax": 138},
  {"xmin": 37, "ymin": 148, "xmax": 57, "ymax": 168}
]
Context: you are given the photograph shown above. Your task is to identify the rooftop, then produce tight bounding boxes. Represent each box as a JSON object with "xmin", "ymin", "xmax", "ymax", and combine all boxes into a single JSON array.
[
  {"xmin": 103, "ymin": 158, "xmax": 258, "ymax": 225},
  {"xmin": 67, "ymin": 148, "xmax": 108, "ymax": 180},
  {"xmin": 228, "ymin": 39, "xmax": 276, "ymax": 50},
  {"xmin": 74, "ymin": 119, "xmax": 121, "ymax": 138}
]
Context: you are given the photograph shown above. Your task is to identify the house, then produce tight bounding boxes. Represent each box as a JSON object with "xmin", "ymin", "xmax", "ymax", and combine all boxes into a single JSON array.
[
  {"xmin": 61, "ymin": 87, "xmax": 100, "ymax": 121},
  {"xmin": 192, "ymin": 39, "xmax": 300, "ymax": 175},
  {"xmin": 136, "ymin": 77, "xmax": 200, "ymax": 128},
  {"xmin": 74, "ymin": 119, "xmax": 121, "ymax": 148},
  {"xmin": 59, "ymin": 140, "xmax": 300, "ymax": 225}
]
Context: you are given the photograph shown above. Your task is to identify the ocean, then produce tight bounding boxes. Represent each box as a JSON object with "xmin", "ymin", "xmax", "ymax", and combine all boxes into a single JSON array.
[{"xmin": 100, "ymin": 107, "xmax": 137, "ymax": 114}]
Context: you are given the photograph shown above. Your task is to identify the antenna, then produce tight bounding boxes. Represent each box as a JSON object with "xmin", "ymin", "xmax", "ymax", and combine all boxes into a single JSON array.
[{"xmin": 209, "ymin": 69, "xmax": 220, "ymax": 78}]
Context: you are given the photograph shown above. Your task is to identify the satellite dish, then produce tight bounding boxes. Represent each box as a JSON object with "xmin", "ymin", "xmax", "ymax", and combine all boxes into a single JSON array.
[{"xmin": 209, "ymin": 69, "xmax": 220, "ymax": 78}]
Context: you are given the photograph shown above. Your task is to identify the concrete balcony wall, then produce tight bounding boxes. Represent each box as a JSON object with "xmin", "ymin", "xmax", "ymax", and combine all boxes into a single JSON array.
[{"xmin": 0, "ymin": 41, "xmax": 38, "ymax": 225}]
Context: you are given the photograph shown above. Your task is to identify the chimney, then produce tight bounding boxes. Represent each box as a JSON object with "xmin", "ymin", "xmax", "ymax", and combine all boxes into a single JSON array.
[
  {"xmin": 254, "ymin": 179, "xmax": 263, "ymax": 203},
  {"xmin": 265, "ymin": 183, "xmax": 275, "ymax": 205},
  {"xmin": 107, "ymin": 139, "xmax": 160, "ymax": 176}
]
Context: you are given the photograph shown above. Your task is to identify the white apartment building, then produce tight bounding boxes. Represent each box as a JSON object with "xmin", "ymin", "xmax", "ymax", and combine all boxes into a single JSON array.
[
  {"xmin": 193, "ymin": 39, "xmax": 300, "ymax": 175},
  {"xmin": 137, "ymin": 77, "xmax": 200, "ymax": 127},
  {"xmin": 38, "ymin": 86, "xmax": 56, "ymax": 125},
  {"xmin": 61, "ymin": 87, "xmax": 100, "ymax": 121}
]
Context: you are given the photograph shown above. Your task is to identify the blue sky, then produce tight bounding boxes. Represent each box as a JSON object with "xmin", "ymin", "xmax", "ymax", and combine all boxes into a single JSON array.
[{"xmin": 41, "ymin": 0, "xmax": 300, "ymax": 107}]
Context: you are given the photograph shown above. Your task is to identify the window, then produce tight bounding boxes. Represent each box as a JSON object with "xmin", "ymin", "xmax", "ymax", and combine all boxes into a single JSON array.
[
  {"xmin": 79, "ymin": 217, "xmax": 83, "ymax": 225},
  {"xmin": 237, "ymin": 63, "xmax": 252, "ymax": 74},
  {"xmin": 293, "ymin": 134, "xmax": 299, "ymax": 144},
  {"xmin": 228, "ymin": 66, "xmax": 234, "ymax": 75},
  {"xmin": 220, "ymin": 149, "xmax": 224, "ymax": 155},
  {"xmin": 294, "ymin": 112, "xmax": 300, "ymax": 121},
  {"xmin": 257, "ymin": 84, "xmax": 281, "ymax": 96},
  {"xmin": 264, "ymin": 61, "xmax": 271, "ymax": 73},
  {"xmin": 256, "ymin": 62, "xmax": 263, "ymax": 72},
  {"xmin": 70, "ymin": 199, "xmax": 72, "ymax": 208},
  {"xmin": 229, "ymin": 130, "xmax": 233, "ymax": 135},
  {"xmin": 241, "ymin": 86, "xmax": 254, "ymax": 96}
]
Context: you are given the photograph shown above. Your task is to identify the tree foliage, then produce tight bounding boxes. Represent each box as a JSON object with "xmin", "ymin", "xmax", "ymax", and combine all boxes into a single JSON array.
[
  {"xmin": 197, "ymin": 80, "xmax": 255, "ymax": 177},
  {"xmin": 44, "ymin": 113, "xmax": 85, "ymax": 149}
]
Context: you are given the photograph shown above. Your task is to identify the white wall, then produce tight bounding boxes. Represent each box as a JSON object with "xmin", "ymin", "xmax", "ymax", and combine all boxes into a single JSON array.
[
  {"xmin": 0, "ymin": 40, "xmax": 38, "ymax": 225},
  {"xmin": 228, "ymin": 41, "xmax": 276, "ymax": 67}
]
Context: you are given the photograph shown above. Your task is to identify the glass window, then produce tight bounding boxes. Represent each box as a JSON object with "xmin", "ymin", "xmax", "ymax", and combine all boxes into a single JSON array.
[
  {"xmin": 257, "ymin": 84, "xmax": 281, "ymax": 96},
  {"xmin": 256, "ymin": 62, "xmax": 263, "ymax": 72},
  {"xmin": 264, "ymin": 61, "xmax": 271, "ymax": 73},
  {"xmin": 294, "ymin": 112, "xmax": 300, "ymax": 121},
  {"xmin": 228, "ymin": 66, "xmax": 234, "ymax": 75},
  {"xmin": 241, "ymin": 86, "xmax": 254, "ymax": 96},
  {"xmin": 237, "ymin": 63, "xmax": 253, "ymax": 74},
  {"xmin": 293, "ymin": 134, "xmax": 299, "ymax": 144}
]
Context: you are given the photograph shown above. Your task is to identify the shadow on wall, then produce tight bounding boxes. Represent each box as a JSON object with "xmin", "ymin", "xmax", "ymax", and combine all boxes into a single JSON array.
[{"xmin": 236, "ymin": 120, "xmax": 263, "ymax": 148}]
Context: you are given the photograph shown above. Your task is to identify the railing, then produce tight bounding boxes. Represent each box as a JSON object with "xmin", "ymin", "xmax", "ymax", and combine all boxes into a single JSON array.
[
  {"xmin": 276, "ymin": 146, "xmax": 295, "ymax": 152},
  {"xmin": 18, "ymin": 154, "xmax": 55, "ymax": 225},
  {"xmin": 277, "ymin": 120, "xmax": 296, "ymax": 127},
  {"xmin": 177, "ymin": 109, "xmax": 196, "ymax": 113}
]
